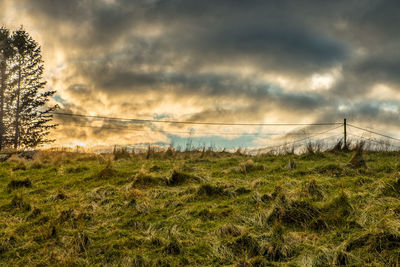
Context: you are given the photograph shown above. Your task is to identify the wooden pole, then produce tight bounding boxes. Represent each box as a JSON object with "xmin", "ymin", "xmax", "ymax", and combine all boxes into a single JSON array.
[{"xmin": 344, "ymin": 118, "xmax": 347, "ymax": 149}]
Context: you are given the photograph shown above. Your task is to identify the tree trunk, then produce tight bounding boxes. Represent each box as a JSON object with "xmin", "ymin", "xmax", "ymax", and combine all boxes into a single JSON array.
[
  {"xmin": 0, "ymin": 61, "xmax": 5, "ymax": 151},
  {"xmin": 14, "ymin": 59, "xmax": 21, "ymax": 149}
]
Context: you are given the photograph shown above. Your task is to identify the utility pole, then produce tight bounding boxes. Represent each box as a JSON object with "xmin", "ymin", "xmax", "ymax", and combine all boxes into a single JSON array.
[{"xmin": 344, "ymin": 118, "xmax": 347, "ymax": 150}]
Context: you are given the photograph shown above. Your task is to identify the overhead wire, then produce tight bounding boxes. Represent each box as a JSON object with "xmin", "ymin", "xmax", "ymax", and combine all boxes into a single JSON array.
[
  {"xmin": 59, "ymin": 123, "xmax": 344, "ymax": 137},
  {"xmin": 347, "ymin": 133, "xmax": 400, "ymax": 149},
  {"xmin": 250, "ymin": 125, "xmax": 343, "ymax": 152},
  {"xmin": 52, "ymin": 112, "xmax": 342, "ymax": 126},
  {"xmin": 347, "ymin": 124, "xmax": 400, "ymax": 142}
]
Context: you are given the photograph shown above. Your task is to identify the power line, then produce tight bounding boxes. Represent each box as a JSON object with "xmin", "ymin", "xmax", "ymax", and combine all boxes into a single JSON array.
[
  {"xmin": 252, "ymin": 133, "xmax": 343, "ymax": 152},
  {"xmin": 250, "ymin": 126, "xmax": 343, "ymax": 152},
  {"xmin": 52, "ymin": 112, "xmax": 342, "ymax": 126},
  {"xmin": 347, "ymin": 124, "xmax": 400, "ymax": 142},
  {"xmin": 60, "ymin": 123, "xmax": 343, "ymax": 137},
  {"xmin": 347, "ymin": 133, "xmax": 400, "ymax": 149}
]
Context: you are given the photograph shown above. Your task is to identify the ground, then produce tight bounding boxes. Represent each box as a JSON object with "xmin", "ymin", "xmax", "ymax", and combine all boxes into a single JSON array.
[{"xmin": 1, "ymin": 149, "xmax": 400, "ymax": 266}]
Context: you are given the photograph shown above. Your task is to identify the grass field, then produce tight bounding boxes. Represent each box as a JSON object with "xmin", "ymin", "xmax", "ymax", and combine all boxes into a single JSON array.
[{"xmin": 1, "ymin": 148, "xmax": 400, "ymax": 266}]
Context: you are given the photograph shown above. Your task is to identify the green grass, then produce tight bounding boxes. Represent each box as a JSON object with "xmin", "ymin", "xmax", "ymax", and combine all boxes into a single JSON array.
[{"xmin": 1, "ymin": 150, "xmax": 400, "ymax": 266}]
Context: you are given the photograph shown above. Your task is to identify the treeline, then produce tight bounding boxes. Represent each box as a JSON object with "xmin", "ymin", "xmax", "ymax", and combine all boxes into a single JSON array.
[{"xmin": 0, "ymin": 27, "xmax": 57, "ymax": 150}]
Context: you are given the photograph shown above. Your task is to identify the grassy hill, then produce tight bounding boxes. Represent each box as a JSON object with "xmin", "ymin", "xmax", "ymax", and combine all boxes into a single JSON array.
[{"xmin": 1, "ymin": 149, "xmax": 400, "ymax": 266}]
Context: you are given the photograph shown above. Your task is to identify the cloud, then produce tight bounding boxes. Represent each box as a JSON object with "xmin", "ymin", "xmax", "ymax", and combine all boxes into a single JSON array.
[{"xmin": 1, "ymin": 0, "xmax": 400, "ymax": 148}]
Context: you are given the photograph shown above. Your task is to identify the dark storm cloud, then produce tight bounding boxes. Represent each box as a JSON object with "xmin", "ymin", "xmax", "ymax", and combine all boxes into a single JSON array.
[{"xmin": 3, "ymin": 0, "xmax": 400, "ymax": 145}]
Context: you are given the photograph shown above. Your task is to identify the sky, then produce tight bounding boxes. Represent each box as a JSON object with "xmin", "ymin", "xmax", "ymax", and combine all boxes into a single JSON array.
[{"xmin": 1, "ymin": 0, "xmax": 400, "ymax": 150}]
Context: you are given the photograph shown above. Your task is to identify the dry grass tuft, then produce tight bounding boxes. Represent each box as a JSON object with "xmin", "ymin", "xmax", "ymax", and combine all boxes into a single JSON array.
[
  {"xmin": 132, "ymin": 170, "xmax": 161, "ymax": 188},
  {"xmin": 228, "ymin": 233, "xmax": 261, "ymax": 258},
  {"xmin": 215, "ymin": 224, "xmax": 243, "ymax": 238},
  {"xmin": 238, "ymin": 159, "xmax": 264, "ymax": 173}
]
